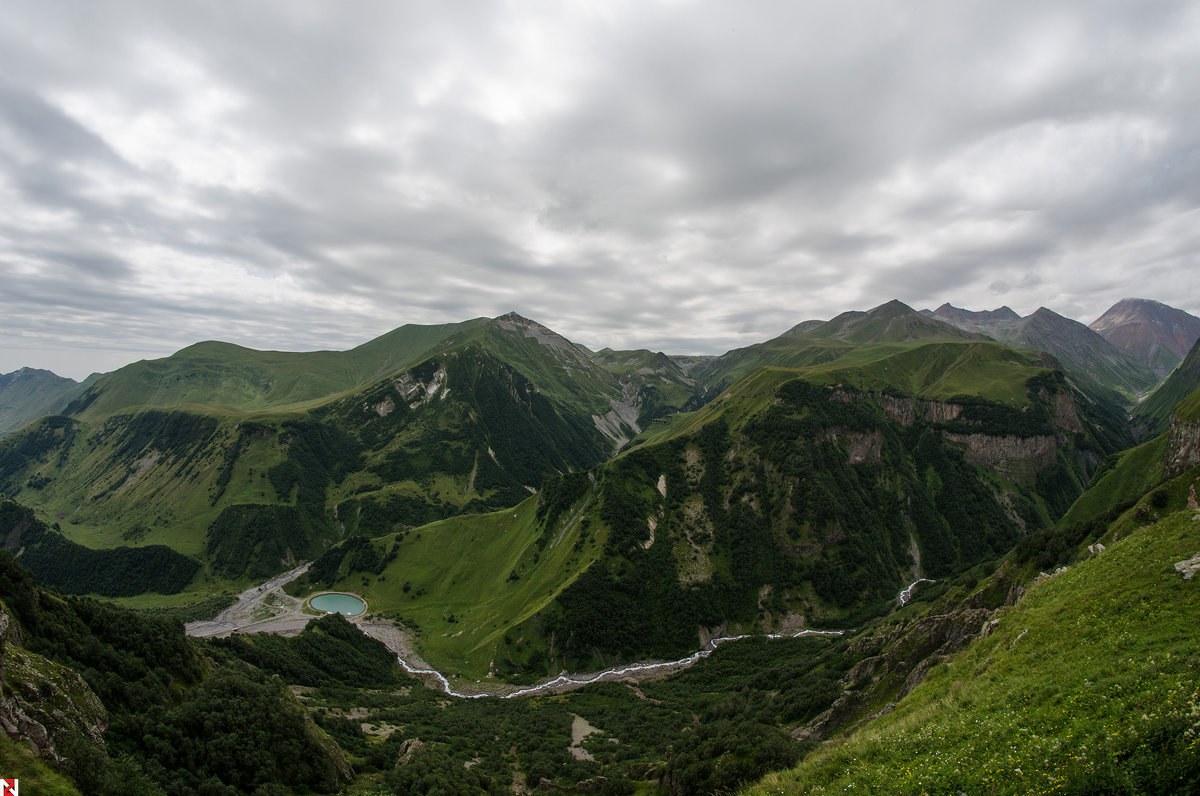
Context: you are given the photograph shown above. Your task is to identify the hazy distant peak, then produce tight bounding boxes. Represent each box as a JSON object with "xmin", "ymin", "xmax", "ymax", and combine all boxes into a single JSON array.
[
  {"xmin": 927, "ymin": 303, "xmax": 1021, "ymax": 327},
  {"xmin": 805, "ymin": 298, "xmax": 979, "ymax": 344}
]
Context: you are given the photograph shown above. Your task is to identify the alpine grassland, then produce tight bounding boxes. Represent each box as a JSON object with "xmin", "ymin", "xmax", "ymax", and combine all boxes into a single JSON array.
[
  {"xmin": 747, "ymin": 506, "xmax": 1200, "ymax": 795},
  {"xmin": 307, "ymin": 491, "xmax": 606, "ymax": 680}
]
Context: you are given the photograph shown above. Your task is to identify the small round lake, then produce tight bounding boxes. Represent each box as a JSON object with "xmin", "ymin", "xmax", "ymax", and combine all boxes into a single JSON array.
[{"xmin": 310, "ymin": 593, "xmax": 366, "ymax": 616}]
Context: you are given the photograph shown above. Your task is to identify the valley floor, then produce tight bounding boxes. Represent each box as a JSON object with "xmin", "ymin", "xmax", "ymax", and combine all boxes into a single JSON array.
[{"xmin": 183, "ymin": 563, "xmax": 848, "ymax": 699}]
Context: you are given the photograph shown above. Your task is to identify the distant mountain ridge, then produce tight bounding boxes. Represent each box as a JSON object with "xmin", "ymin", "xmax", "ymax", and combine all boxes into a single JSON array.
[
  {"xmin": 0, "ymin": 367, "xmax": 96, "ymax": 437},
  {"xmin": 922, "ymin": 302, "xmax": 1160, "ymax": 402},
  {"xmin": 0, "ymin": 299, "xmax": 1178, "ymax": 608},
  {"xmin": 920, "ymin": 303, "xmax": 1021, "ymax": 332},
  {"xmin": 1089, "ymin": 297, "xmax": 1200, "ymax": 378}
]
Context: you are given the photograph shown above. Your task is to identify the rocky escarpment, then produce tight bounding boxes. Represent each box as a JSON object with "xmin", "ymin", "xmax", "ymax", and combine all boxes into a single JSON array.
[
  {"xmin": 941, "ymin": 433, "xmax": 1059, "ymax": 483},
  {"xmin": 1164, "ymin": 413, "xmax": 1200, "ymax": 476},
  {"xmin": 831, "ymin": 389, "xmax": 1071, "ymax": 483}
]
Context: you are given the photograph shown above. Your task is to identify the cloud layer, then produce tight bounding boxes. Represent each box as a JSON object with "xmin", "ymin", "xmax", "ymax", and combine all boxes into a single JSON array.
[{"xmin": 2, "ymin": 1, "xmax": 1199, "ymax": 378}]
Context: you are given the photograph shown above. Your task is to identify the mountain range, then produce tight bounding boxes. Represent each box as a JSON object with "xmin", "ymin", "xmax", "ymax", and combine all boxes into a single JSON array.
[{"xmin": 1, "ymin": 296, "xmax": 1200, "ymax": 793}]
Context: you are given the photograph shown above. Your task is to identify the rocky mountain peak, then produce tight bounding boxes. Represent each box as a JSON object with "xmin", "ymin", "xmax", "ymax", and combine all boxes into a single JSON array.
[
  {"xmin": 492, "ymin": 311, "xmax": 579, "ymax": 355},
  {"xmin": 1089, "ymin": 298, "xmax": 1200, "ymax": 378}
]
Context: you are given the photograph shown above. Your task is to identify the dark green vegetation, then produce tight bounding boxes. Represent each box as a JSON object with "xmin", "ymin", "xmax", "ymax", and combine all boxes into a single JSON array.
[
  {"xmin": 749, "ymin": 494, "xmax": 1200, "ymax": 794},
  {"xmin": 0, "ymin": 301, "xmax": 1139, "ymax": 680},
  {"xmin": 0, "ymin": 550, "xmax": 353, "ymax": 794},
  {"xmin": 318, "ymin": 338, "xmax": 1119, "ymax": 679},
  {"xmin": 0, "ymin": 547, "xmax": 916, "ymax": 795},
  {"xmin": 0, "ymin": 499, "xmax": 198, "ymax": 596},
  {"xmin": 0, "ymin": 315, "xmax": 645, "ymax": 588}
]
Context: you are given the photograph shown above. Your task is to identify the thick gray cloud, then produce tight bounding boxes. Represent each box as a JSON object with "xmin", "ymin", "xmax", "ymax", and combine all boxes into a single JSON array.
[{"xmin": 1, "ymin": 0, "xmax": 1198, "ymax": 379}]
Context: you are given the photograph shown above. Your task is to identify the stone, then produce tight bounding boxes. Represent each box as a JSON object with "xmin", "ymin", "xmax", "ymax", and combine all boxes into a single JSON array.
[{"xmin": 1173, "ymin": 552, "xmax": 1200, "ymax": 580}]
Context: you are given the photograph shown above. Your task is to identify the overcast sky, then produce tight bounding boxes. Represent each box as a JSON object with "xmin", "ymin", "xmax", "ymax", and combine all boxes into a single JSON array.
[{"xmin": 2, "ymin": 1, "xmax": 1199, "ymax": 379}]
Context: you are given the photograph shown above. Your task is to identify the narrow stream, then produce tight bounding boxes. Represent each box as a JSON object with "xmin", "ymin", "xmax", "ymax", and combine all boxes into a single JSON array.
[
  {"xmin": 898, "ymin": 578, "xmax": 934, "ymax": 605},
  {"xmin": 396, "ymin": 628, "xmax": 845, "ymax": 700}
]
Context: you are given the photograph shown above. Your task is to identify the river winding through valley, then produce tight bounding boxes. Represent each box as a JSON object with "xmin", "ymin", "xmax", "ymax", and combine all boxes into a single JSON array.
[{"xmin": 185, "ymin": 565, "xmax": 934, "ymax": 699}]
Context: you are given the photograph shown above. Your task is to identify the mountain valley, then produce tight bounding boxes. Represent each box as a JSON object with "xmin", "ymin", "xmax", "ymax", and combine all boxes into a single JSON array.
[{"xmin": 1, "ymin": 297, "xmax": 1199, "ymax": 794}]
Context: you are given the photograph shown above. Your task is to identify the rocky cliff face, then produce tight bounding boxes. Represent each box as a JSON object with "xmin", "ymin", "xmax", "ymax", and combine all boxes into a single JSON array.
[
  {"xmin": 942, "ymin": 433, "xmax": 1060, "ymax": 483},
  {"xmin": 0, "ymin": 602, "xmax": 108, "ymax": 765},
  {"xmin": 834, "ymin": 389, "xmax": 1070, "ymax": 483},
  {"xmin": 1165, "ymin": 413, "xmax": 1200, "ymax": 475}
]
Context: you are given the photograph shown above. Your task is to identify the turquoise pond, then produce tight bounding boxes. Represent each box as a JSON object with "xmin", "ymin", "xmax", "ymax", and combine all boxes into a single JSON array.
[{"xmin": 309, "ymin": 593, "xmax": 366, "ymax": 616}]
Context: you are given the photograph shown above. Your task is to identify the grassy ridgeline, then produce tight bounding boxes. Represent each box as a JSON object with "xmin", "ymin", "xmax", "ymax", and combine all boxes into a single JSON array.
[{"xmin": 747, "ymin": 507, "xmax": 1200, "ymax": 795}]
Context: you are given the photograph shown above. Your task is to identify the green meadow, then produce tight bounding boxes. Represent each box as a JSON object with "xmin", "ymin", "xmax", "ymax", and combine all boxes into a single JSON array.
[{"xmin": 324, "ymin": 495, "xmax": 606, "ymax": 680}]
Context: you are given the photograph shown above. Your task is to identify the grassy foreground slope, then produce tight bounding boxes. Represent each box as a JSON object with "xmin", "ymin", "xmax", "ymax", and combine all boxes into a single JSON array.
[{"xmin": 748, "ymin": 505, "xmax": 1200, "ymax": 795}]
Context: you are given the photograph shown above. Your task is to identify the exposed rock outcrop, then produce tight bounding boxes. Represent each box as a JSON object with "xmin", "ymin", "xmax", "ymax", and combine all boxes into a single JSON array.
[
  {"xmin": 0, "ymin": 603, "xmax": 108, "ymax": 764},
  {"xmin": 1165, "ymin": 414, "xmax": 1200, "ymax": 476},
  {"xmin": 793, "ymin": 690, "xmax": 867, "ymax": 742},
  {"xmin": 826, "ymin": 388, "xmax": 1071, "ymax": 482},
  {"xmin": 942, "ymin": 433, "xmax": 1060, "ymax": 483},
  {"xmin": 832, "ymin": 391, "xmax": 963, "ymax": 427},
  {"xmin": 801, "ymin": 606, "xmax": 994, "ymax": 742},
  {"xmin": 1173, "ymin": 552, "xmax": 1200, "ymax": 580},
  {"xmin": 392, "ymin": 363, "xmax": 449, "ymax": 408},
  {"xmin": 823, "ymin": 427, "xmax": 884, "ymax": 464}
]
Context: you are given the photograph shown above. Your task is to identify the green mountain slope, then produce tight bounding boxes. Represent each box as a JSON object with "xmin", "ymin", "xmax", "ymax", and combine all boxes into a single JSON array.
[
  {"xmin": 306, "ymin": 487, "xmax": 604, "ymax": 679},
  {"xmin": 1134, "ymin": 336, "xmax": 1200, "ymax": 438},
  {"xmin": 328, "ymin": 341, "xmax": 1121, "ymax": 681},
  {"xmin": 0, "ymin": 340, "xmax": 614, "ymax": 587},
  {"xmin": 66, "ymin": 317, "xmax": 492, "ymax": 419},
  {"xmin": 541, "ymin": 372, "xmax": 1102, "ymax": 668},
  {"xmin": 0, "ymin": 550, "xmax": 365, "ymax": 794},
  {"xmin": 694, "ymin": 300, "xmax": 983, "ymax": 391},
  {"xmin": 591, "ymin": 347, "xmax": 709, "ymax": 426}
]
